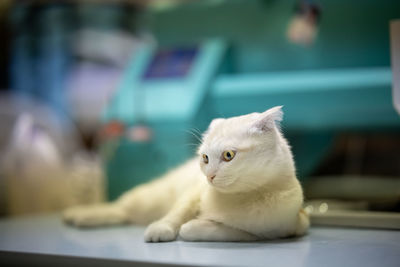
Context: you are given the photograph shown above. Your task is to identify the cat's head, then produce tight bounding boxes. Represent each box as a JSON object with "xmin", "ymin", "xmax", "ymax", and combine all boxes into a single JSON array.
[{"xmin": 198, "ymin": 106, "xmax": 295, "ymax": 193}]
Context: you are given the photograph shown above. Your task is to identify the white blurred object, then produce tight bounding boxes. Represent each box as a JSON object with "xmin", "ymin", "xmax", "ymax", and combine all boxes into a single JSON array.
[
  {"xmin": 0, "ymin": 93, "xmax": 79, "ymax": 160},
  {"xmin": 67, "ymin": 63, "xmax": 121, "ymax": 134},
  {"xmin": 66, "ymin": 153, "xmax": 105, "ymax": 207},
  {"xmin": 3, "ymin": 152, "xmax": 105, "ymax": 216},
  {"xmin": 73, "ymin": 29, "xmax": 144, "ymax": 67},
  {"xmin": 2, "ymin": 124, "xmax": 105, "ymax": 215},
  {"xmin": 0, "ymin": 94, "xmax": 105, "ymax": 216},
  {"xmin": 390, "ymin": 19, "xmax": 400, "ymax": 115},
  {"xmin": 7, "ymin": 113, "xmax": 62, "ymax": 170},
  {"xmin": 68, "ymin": 30, "xmax": 153, "ymax": 134}
]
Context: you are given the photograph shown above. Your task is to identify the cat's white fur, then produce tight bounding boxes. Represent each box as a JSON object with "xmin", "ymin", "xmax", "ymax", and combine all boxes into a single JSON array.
[{"xmin": 64, "ymin": 106, "xmax": 309, "ymax": 242}]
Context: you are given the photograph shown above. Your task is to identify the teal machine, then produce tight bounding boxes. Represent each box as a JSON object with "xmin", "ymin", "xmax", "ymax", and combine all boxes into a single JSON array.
[
  {"xmin": 104, "ymin": 0, "xmax": 400, "ymax": 200},
  {"xmin": 104, "ymin": 40, "xmax": 227, "ymax": 199}
]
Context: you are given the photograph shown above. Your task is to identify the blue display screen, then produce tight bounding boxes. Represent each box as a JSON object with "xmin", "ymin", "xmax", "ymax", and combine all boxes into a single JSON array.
[{"xmin": 143, "ymin": 47, "xmax": 198, "ymax": 79}]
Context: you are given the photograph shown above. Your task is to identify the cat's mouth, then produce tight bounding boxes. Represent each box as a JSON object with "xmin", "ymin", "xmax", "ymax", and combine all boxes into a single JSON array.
[
  {"xmin": 207, "ymin": 175, "xmax": 216, "ymax": 183},
  {"xmin": 208, "ymin": 175, "xmax": 236, "ymax": 190}
]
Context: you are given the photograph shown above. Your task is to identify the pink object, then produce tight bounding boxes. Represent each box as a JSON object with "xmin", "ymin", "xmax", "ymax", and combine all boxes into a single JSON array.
[{"xmin": 126, "ymin": 125, "xmax": 153, "ymax": 142}]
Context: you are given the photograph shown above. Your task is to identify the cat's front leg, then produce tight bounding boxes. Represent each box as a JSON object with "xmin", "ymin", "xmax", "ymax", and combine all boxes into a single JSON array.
[
  {"xmin": 144, "ymin": 185, "xmax": 202, "ymax": 242},
  {"xmin": 179, "ymin": 219, "xmax": 258, "ymax": 242},
  {"xmin": 63, "ymin": 204, "xmax": 128, "ymax": 227}
]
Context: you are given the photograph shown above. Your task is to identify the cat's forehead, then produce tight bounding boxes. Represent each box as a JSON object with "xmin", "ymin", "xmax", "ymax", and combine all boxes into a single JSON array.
[
  {"xmin": 206, "ymin": 118, "xmax": 244, "ymax": 138},
  {"xmin": 201, "ymin": 114, "xmax": 258, "ymax": 148},
  {"xmin": 211, "ymin": 112, "xmax": 259, "ymax": 133}
]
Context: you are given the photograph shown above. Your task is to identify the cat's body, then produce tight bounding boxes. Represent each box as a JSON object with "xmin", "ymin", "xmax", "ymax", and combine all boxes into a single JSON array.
[{"xmin": 64, "ymin": 106, "xmax": 309, "ymax": 242}]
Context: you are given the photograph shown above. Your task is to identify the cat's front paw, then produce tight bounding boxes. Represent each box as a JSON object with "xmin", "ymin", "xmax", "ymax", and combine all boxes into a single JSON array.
[
  {"xmin": 63, "ymin": 206, "xmax": 99, "ymax": 227},
  {"xmin": 144, "ymin": 221, "xmax": 178, "ymax": 242},
  {"xmin": 63, "ymin": 206, "xmax": 88, "ymax": 227},
  {"xmin": 63, "ymin": 205, "xmax": 123, "ymax": 227},
  {"xmin": 179, "ymin": 219, "xmax": 204, "ymax": 241}
]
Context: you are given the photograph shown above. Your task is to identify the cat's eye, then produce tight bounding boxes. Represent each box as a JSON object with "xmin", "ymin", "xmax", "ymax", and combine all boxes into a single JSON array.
[
  {"xmin": 222, "ymin": 150, "xmax": 236, "ymax": 162},
  {"xmin": 202, "ymin": 154, "xmax": 209, "ymax": 164}
]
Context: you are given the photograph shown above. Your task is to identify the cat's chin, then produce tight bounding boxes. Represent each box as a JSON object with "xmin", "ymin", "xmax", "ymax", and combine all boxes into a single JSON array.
[
  {"xmin": 210, "ymin": 185, "xmax": 233, "ymax": 194},
  {"xmin": 212, "ymin": 186, "xmax": 254, "ymax": 194},
  {"xmin": 209, "ymin": 181, "xmax": 251, "ymax": 194},
  {"xmin": 208, "ymin": 181, "xmax": 231, "ymax": 193}
]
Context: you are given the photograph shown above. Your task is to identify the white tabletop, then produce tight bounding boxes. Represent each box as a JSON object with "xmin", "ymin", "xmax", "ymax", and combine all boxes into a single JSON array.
[{"xmin": 0, "ymin": 214, "xmax": 399, "ymax": 267}]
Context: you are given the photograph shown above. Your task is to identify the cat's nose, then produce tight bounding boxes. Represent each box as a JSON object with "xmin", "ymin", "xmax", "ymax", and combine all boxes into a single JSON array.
[{"xmin": 207, "ymin": 175, "xmax": 216, "ymax": 182}]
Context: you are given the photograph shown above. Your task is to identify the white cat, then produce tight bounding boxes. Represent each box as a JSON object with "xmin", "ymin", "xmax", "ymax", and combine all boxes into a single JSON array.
[{"xmin": 63, "ymin": 106, "xmax": 309, "ymax": 242}]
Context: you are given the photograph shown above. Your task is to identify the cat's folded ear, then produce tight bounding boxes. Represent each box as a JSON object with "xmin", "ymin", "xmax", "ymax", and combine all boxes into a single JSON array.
[{"xmin": 249, "ymin": 106, "xmax": 283, "ymax": 134}]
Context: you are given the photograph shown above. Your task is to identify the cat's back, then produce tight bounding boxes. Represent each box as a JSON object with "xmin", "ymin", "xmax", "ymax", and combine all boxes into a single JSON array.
[{"xmin": 162, "ymin": 157, "xmax": 204, "ymax": 196}]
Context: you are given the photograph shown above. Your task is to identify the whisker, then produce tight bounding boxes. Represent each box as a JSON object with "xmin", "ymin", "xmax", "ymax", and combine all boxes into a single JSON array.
[
  {"xmin": 183, "ymin": 143, "xmax": 200, "ymax": 147},
  {"xmin": 191, "ymin": 127, "xmax": 203, "ymax": 136},
  {"xmin": 191, "ymin": 128, "xmax": 205, "ymax": 140},
  {"xmin": 185, "ymin": 129, "xmax": 203, "ymax": 143}
]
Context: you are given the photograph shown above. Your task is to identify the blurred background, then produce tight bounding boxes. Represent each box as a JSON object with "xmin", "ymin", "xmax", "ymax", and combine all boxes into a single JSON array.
[{"xmin": 0, "ymin": 0, "xmax": 399, "ymax": 229}]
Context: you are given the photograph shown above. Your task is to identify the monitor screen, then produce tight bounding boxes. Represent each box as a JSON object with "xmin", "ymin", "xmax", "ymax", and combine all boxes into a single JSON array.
[{"xmin": 143, "ymin": 47, "xmax": 198, "ymax": 80}]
